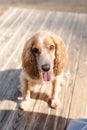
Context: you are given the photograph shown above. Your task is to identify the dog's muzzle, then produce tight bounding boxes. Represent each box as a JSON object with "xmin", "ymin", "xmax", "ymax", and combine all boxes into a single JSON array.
[
  {"xmin": 41, "ymin": 64, "xmax": 52, "ymax": 81},
  {"xmin": 41, "ymin": 64, "xmax": 50, "ymax": 72}
]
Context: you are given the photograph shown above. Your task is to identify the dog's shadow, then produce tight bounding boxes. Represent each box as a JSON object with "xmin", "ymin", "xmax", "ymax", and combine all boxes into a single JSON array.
[
  {"xmin": 0, "ymin": 69, "xmax": 71, "ymax": 130},
  {"xmin": 31, "ymin": 90, "xmax": 51, "ymax": 106},
  {"xmin": 0, "ymin": 69, "xmax": 51, "ymax": 105}
]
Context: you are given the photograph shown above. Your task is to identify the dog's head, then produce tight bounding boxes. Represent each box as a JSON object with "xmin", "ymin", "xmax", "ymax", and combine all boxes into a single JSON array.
[{"xmin": 22, "ymin": 31, "xmax": 67, "ymax": 81}]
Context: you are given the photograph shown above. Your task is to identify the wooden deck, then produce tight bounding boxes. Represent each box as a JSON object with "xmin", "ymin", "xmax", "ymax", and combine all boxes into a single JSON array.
[{"xmin": 0, "ymin": 7, "xmax": 87, "ymax": 130}]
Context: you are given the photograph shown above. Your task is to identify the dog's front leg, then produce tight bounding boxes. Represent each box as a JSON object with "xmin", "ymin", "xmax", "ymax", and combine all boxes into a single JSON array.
[
  {"xmin": 19, "ymin": 80, "xmax": 31, "ymax": 110},
  {"xmin": 51, "ymin": 76, "xmax": 62, "ymax": 109},
  {"xmin": 19, "ymin": 74, "xmax": 31, "ymax": 110}
]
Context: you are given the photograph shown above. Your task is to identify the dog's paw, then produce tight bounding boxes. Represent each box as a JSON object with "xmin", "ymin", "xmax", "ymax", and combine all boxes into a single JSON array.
[
  {"xmin": 19, "ymin": 100, "xmax": 30, "ymax": 111},
  {"xmin": 51, "ymin": 98, "xmax": 62, "ymax": 109}
]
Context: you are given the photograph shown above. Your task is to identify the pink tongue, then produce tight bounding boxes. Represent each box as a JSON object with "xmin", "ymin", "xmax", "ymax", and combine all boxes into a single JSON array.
[{"xmin": 43, "ymin": 71, "xmax": 51, "ymax": 81}]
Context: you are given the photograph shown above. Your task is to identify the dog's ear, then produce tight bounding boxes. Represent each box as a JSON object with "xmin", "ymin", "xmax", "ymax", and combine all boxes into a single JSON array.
[
  {"xmin": 22, "ymin": 39, "xmax": 40, "ymax": 79},
  {"xmin": 51, "ymin": 33, "xmax": 67, "ymax": 76}
]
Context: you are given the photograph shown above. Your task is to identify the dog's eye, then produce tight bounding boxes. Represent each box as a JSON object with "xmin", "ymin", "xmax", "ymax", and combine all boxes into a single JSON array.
[
  {"xmin": 50, "ymin": 45, "xmax": 54, "ymax": 50},
  {"xmin": 32, "ymin": 48, "xmax": 39, "ymax": 54}
]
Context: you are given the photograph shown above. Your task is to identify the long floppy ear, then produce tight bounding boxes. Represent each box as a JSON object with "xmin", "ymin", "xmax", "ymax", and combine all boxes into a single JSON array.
[
  {"xmin": 22, "ymin": 39, "xmax": 40, "ymax": 79},
  {"xmin": 51, "ymin": 33, "xmax": 67, "ymax": 76}
]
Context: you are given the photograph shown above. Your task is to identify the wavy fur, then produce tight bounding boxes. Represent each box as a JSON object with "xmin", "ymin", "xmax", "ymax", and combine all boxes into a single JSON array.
[
  {"xmin": 22, "ymin": 39, "xmax": 40, "ymax": 80},
  {"xmin": 51, "ymin": 33, "xmax": 67, "ymax": 76}
]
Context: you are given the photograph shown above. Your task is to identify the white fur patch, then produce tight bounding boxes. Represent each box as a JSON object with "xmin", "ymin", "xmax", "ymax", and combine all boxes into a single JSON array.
[{"xmin": 38, "ymin": 35, "xmax": 45, "ymax": 47}]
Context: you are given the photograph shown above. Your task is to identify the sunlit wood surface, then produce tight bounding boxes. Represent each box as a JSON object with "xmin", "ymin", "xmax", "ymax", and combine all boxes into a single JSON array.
[{"xmin": 0, "ymin": 8, "xmax": 87, "ymax": 130}]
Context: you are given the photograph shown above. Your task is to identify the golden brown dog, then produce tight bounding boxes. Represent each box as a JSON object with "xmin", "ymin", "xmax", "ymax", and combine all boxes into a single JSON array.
[{"xmin": 19, "ymin": 31, "xmax": 67, "ymax": 109}]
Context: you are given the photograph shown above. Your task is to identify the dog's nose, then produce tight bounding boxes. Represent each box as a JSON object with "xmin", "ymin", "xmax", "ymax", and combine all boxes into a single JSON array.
[{"xmin": 41, "ymin": 64, "xmax": 50, "ymax": 72}]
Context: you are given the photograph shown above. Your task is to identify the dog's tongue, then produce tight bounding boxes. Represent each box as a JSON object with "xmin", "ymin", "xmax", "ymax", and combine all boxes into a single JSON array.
[{"xmin": 43, "ymin": 71, "xmax": 51, "ymax": 81}]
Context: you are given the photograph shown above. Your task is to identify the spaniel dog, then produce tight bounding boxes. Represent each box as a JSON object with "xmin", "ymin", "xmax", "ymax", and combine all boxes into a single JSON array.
[{"xmin": 19, "ymin": 31, "xmax": 67, "ymax": 109}]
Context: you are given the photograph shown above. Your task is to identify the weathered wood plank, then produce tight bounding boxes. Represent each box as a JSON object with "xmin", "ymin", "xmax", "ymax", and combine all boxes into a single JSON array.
[
  {"xmin": 0, "ymin": 69, "xmax": 20, "ymax": 130},
  {"xmin": 0, "ymin": 8, "xmax": 17, "ymax": 28},
  {"xmin": 69, "ymin": 14, "xmax": 87, "ymax": 118},
  {"xmin": 0, "ymin": 9, "xmax": 26, "ymax": 49},
  {"xmin": 0, "ymin": 10, "xmax": 33, "ymax": 67},
  {"xmin": 56, "ymin": 14, "xmax": 87, "ymax": 130},
  {"xmin": 0, "ymin": 9, "xmax": 23, "ymax": 38}
]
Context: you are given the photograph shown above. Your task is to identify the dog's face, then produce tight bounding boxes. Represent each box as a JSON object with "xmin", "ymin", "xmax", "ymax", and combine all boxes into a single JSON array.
[
  {"xmin": 22, "ymin": 31, "xmax": 67, "ymax": 81},
  {"xmin": 31, "ymin": 32, "xmax": 55, "ymax": 81}
]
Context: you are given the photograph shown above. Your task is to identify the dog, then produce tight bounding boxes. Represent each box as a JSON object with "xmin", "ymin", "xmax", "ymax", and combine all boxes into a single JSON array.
[{"xmin": 19, "ymin": 31, "xmax": 67, "ymax": 109}]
